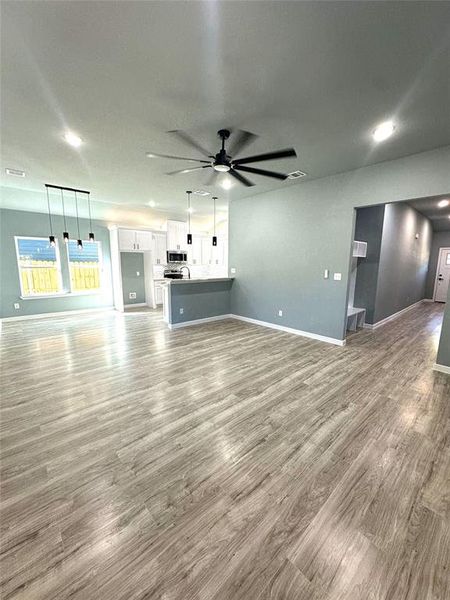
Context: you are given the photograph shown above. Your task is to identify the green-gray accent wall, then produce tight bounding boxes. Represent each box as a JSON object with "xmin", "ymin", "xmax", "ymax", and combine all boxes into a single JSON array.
[
  {"xmin": 229, "ymin": 146, "xmax": 450, "ymax": 351},
  {"xmin": 120, "ymin": 252, "xmax": 145, "ymax": 305},
  {"xmin": 0, "ymin": 208, "xmax": 113, "ymax": 318},
  {"xmin": 436, "ymin": 283, "xmax": 450, "ymax": 368},
  {"xmin": 354, "ymin": 202, "xmax": 432, "ymax": 324},
  {"xmin": 169, "ymin": 280, "xmax": 232, "ymax": 325}
]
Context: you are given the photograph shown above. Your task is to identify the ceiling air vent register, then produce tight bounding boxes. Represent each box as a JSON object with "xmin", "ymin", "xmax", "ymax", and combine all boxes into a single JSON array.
[{"xmin": 287, "ymin": 170, "xmax": 307, "ymax": 180}]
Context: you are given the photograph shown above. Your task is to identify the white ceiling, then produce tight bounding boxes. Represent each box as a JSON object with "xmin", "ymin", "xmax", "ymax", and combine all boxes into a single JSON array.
[
  {"xmin": 408, "ymin": 195, "xmax": 450, "ymax": 232},
  {"xmin": 1, "ymin": 1, "xmax": 450, "ymax": 221}
]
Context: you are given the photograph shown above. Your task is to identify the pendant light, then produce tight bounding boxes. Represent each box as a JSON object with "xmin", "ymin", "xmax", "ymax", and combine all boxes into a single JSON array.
[
  {"xmin": 87, "ymin": 192, "xmax": 95, "ymax": 242},
  {"xmin": 61, "ymin": 188, "xmax": 69, "ymax": 242},
  {"xmin": 74, "ymin": 191, "xmax": 83, "ymax": 249},
  {"xmin": 212, "ymin": 196, "xmax": 217, "ymax": 246},
  {"xmin": 186, "ymin": 190, "xmax": 192, "ymax": 245},
  {"xmin": 45, "ymin": 185, "xmax": 56, "ymax": 247}
]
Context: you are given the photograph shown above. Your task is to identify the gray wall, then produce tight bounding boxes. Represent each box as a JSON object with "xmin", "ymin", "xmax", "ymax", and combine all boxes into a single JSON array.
[
  {"xmin": 373, "ymin": 203, "xmax": 432, "ymax": 323},
  {"xmin": 353, "ymin": 205, "xmax": 385, "ymax": 323},
  {"xmin": 120, "ymin": 252, "xmax": 145, "ymax": 305},
  {"xmin": 229, "ymin": 146, "xmax": 450, "ymax": 343},
  {"xmin": 436, "ymin": 284, "xmax": 450, "ymax": 368},
  {"xmin": 169, "ymin": 280, "xmax": 232, "ymax": 325},
  {"xmin": 425, "ymin": 230, "xmax": 450, "ymax": 299},
  {"xmin": 0, "ymin": 208, "xmax": 113, "ymax": 318}
]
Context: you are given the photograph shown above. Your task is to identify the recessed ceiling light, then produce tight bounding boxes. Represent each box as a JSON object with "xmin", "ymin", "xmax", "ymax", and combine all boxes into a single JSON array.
[
  {"xmin": 221, "ymin": 179, "xmax": 232, "ymax": 190},
  {"xmin": 438, "ymin": 199, "xmax": 449, "ymax": 208},
  {"xmin": 148, "ymin": 200, "xmax": 157, "ymax": 208},
  {"xmin": 5, "ymin": 167, "xmax": 25, "ymax": 177},
  {"xmin": 372, "ymin": 120, "xmax": 395, "ymax": 142},
  {"xmin": 193, "ymin": 190, "xmax": 210, "ymax": 196},
  {"xmin": 64, "ymin": 131, "xmax": 83, "ymax": 147}
]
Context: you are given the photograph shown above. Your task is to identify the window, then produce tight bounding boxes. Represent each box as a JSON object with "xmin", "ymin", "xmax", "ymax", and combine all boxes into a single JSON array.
[
  {"xmin": 67, "ymin": 240, "xmax": 102, "ymax": 292},
  {"xmin": 15, "ymin": 237, "xmax": 63, "ymax": 297}
]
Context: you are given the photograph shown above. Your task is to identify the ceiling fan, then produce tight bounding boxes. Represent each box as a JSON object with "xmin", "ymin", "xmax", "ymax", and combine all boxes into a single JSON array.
[{"xmin": 146, "ymin": 129, "xmax": 297, "ymax": 187}]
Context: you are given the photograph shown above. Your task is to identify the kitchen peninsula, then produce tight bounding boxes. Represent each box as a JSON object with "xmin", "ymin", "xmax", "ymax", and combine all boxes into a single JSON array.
[{"xmin": 163, "ymin": 278, "xmax": 234, "ymax": 328}]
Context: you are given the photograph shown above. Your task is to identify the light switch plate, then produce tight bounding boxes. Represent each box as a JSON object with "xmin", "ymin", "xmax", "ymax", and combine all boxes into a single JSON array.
[
  {"xmin": 180, "ymin": 308, "xmax": 184, "ymax": 314},
  {"xmin": 231, "ymin": 267, "xmax": 236, "ymax": 274},
  {"xmin": 324, "ymin": 269, "xmax": 329, "ymax": 279},
  {"xmin": 136, "ymin": 271, "xmax": 140, "ymax": 276},
  {"xmin": 278, "ymin": 310, "xmax": 283, "ymax": 317},
  {"xmin": 334, "ymin": 273, "xmax": 342, "ymax": 281}
]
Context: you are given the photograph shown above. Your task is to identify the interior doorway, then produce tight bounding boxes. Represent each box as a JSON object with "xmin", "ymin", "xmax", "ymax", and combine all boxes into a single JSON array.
[{"xmin": 433, "ymin": 247, "xmax": 450, "ymax": 302}]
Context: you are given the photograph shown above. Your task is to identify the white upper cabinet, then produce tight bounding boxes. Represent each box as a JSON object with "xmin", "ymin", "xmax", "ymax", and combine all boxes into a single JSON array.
[
  {"xmin": 188, "ymin": 235, "xmax": 203, "ymax": 265},
  {"xmin": 152, "ymin": 232, "xmax": 167, "ymax": 265},
  {"xmin": 118, "ymin": 229, "xmax": 138, "ymax": 251},
  {"xmin": 135, "ymin": 230, "xmax": 153, "ymax": 252},
  {"xmin": 201, "ymin": 237, "xmax": 213, "ymax": 265},
  {"xmin": 167, "ymin": 220, "xmax": 187, "ymax": 251}
]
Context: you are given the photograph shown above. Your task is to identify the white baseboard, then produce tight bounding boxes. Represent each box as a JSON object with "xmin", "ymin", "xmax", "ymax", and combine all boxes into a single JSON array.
[
  {"xmin": 433, "ymin": 363, "xmax": 450, "ymax": 375},
  {"xmin": 363, "ymin": 299, "xmax": 425, "ymax": 330},
  {"xmin": 124, "ymin": 303, "xmax": 148, "ymax": 308},
  {"xmin": 168, "ymin": 314, "xmax": 232, "ymax": 330},
  {"xmin": 1, "ymin": 307, "xmax": 114, "ymax": 322},
  {"xmin": 229, "ymin": 314, "xmax": 346, "ymax": 346},
  {"xmin": 422, "ymin": 298, "xmax": 434, "ymax": 303}
]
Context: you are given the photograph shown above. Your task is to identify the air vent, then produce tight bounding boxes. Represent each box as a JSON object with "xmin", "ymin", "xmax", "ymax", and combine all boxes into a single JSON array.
[
  {"xmin": 287, "ymin": 170, "xmax": 307, "ymax": 180},
  {"xmin": 5, "ymin": 168, "xmax": 25, "ymax": 177},
  {"xmin": 193, "ymin": 190, "xmax": 210, "ymax": 196}
]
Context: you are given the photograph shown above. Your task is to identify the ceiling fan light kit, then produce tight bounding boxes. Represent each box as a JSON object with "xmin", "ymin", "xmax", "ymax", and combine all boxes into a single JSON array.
[{"xmin": 147, "ymin": 128, "xmax": 297, "ymax": 187}]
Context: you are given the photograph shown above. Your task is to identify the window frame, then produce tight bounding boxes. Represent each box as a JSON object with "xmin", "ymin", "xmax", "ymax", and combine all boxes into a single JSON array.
[
  {"xmin": 15, "ymin": 235, "xmax": 65, "ymax": 298},
  {"xmin": 66, "ymin": 239, "xmax": 103, "ymax": 295}
]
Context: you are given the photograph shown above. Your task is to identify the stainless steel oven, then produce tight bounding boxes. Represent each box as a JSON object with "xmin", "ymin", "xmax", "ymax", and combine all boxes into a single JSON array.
[{"xmin": 167, "ymin": 250, "xmax": 187, "ymax": 264}]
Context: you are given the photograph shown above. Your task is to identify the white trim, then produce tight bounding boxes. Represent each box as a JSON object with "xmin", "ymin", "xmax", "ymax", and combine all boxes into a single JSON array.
[
  {"xmin": 433, "ymin": 363, "xmax": 450, "ymax": 375},
  {"xmin": 229, "ymin": 314, "xmax": 346, "ymax": 346},
  {"xmin": 1, "ymin": 307, "xmax": 114, "ymax": 322},
  {"xmin": 422, "ymin": 298, "xmax": 434, "ymax": 303},
  {"xmin": 124, "ymin": 303, "xmax": 148, "ymax": 308},
  {"xmin": 168, "ymin": 314, "xmax": 232, "ymax": 329},
  {"xmin": 363, "ymin": 299, "xmax": 425, "ymax": 330}
]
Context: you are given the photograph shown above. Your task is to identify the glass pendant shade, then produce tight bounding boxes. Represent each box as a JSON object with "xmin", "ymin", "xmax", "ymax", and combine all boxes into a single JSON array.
[
  {"xmin": 63, "ymin": 232, "xmax": 70, "ymax": 242},
  {"xmin": 89, "ymin": 232, "xmax": 95, "ymax": 242},
  {"xmin": 49, "ymin": 235, "xmax": 56, "ymax": 247},
  {"xmin": 77, "ymin": 239, "xmax": 83, "ymax": 250},
  {"xmin": 212, "ymin": 236, "xmax": 217, "ymax": 247},
  {"xmin": 187, "ymin": 233, "xmax": 192, "ymax": 245}
]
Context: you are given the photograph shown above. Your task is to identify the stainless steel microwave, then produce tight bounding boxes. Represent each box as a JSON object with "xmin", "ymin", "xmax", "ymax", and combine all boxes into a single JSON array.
[{"xmin": 167, "ymin": 250, "xmax": 187, "ymax": 264}]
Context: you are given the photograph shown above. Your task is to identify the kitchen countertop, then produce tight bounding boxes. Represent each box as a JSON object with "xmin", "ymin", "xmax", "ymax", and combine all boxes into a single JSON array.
[{"xmin": 168, "ymin": 277, "xmax": 234, "ymax": 285}]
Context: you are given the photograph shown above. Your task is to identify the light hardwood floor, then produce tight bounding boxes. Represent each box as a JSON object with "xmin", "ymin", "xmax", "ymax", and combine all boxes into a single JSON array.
[{"xmin": 1, "ymin": 303, "xmax": 449, "ymax": 600}]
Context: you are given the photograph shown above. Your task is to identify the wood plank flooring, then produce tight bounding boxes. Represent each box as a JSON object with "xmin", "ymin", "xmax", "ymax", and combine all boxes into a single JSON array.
[{"xmin": 1, "ymin": 303, "xmax": 449, "ymax": 599}]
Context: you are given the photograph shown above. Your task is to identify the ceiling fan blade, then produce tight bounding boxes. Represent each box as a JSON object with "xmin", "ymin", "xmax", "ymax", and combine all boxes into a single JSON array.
[
  {"xmin": 228, "ymin": 129, "xmax": 258, "ymax": 157},
  {"xmin": 166, "ymin": 165, "xmax": 211, "ymax": 176},
  {"xmin": 233, "ymin": 165, "xmax": 288, "ymax": 181},
  {"xmin": 146, "ymin": 151, "xmax": 210, "ymax": 164},
  {"xmin": 229, "ymin": 169, "xmax": 255, "ymax": 187},
  {"xmin": 167, "ymin": 130, "xmax": 213, "ymax": 158},
  {"xmin": 233, "ymin": 148, "xmax": 297, "ymax": 165}
]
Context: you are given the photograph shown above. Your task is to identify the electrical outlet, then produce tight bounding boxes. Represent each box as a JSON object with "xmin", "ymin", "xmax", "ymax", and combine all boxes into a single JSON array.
[
  {"xmin": 179, "ymin": 308, "xmax": 184, "ymax": 315},
  {"xmin": 333, "ymin": 272, "xmax": 342, "ymax": 281},
  {"xmin": 231, "ymin": 267, "xmax": 236, "ymax": 274},
  {"xmin": 278, "ymin": 309, "xmax": 283, "ymax": 317},
  {"xmin": 129, "ymin": 292, "xmax": 137, "ymax": 299},
  {"xmin": 136, "ymin": 271, "xmax": 140, "ymax": 276},
  {"xmin": 14, "ymin": 303, "xmax": 20, "ymax": 310}
]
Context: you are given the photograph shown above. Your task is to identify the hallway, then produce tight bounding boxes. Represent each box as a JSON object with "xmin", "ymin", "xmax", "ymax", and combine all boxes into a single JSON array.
[{"xmin": 1, "ymin": 302, "xmax": 448, "ymax": 599}]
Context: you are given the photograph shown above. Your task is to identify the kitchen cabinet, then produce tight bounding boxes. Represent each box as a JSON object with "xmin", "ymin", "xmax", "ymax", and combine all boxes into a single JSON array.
[
  {"xmin": 154, "ymin": 283, "xmax": 164, "ymax": 305},
  {"xmin": 152, "ymin": 232, "xmax": 167, "ymax": 265},
  {"xmin": 201, "ymin": 237, "xmax": 213, "ymax": 265},
  {"xmin": 119, "ymin": 229, "xmax": 153, "ymax": 252},
  {"xmin": 188, "ymin": 235, "xmax": 203, "ymax": 265},
  {"xmin": 167, "ymin": 220, "xmax": 187, "ymax": 251}
]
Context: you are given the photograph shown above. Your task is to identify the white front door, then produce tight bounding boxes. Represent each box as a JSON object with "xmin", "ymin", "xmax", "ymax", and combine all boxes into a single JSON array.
[{"xmin": 434, "ymin": 247, "xmax": 450, "ymax": 303}]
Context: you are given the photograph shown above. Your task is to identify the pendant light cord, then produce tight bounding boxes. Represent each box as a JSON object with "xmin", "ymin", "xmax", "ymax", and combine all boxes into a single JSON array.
[
  {"xmin": 88, "ymin": 192, "xmax": 93, "ymax": 232},
  {"xmin": 61, "ymin": 189, "xmax": 67, "ymax": 231},
  {"xmin": 187, "ymin": 191, "xmax": 191, "ymax": 232},
  {"xmin": 46, "ymin": 186, "xmax": 53, "ymax": 235},
  {"xmin": 75, "ymin": 191, "xmax": 81, "ymax": 239},
  {"xmin": 213, "ymin": 196, "xmax": 217, "ymax": 236}
]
